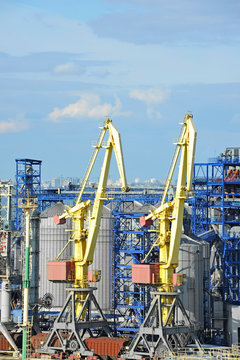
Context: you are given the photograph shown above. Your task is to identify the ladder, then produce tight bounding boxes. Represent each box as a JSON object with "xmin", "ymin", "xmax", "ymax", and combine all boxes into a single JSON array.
[{"xmin": 25, "ymin": 320, "xmax": 32, "ymax": 360}]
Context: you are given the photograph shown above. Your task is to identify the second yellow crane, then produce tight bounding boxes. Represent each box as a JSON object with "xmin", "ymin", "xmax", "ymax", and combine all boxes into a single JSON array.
[{"xmin": 127, "ymin": 114, "xmax": 201, "ymax": 358}]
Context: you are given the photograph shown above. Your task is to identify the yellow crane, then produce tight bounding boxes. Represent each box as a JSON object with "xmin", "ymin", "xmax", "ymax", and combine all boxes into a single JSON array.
[
  {"xmin": 43, "ymin": 118, "xmax": 129, "ymax": 355},
  {"xmin": 53, "ymin": 117, "xmax": 129, "ymax": 314},
  {"xmin": 140, "ymin": 113, "xmax": 196, "ymax": 320},
  {"xmin": 127, "ymin": 114, "xmax": 200, "ymax": 357}
]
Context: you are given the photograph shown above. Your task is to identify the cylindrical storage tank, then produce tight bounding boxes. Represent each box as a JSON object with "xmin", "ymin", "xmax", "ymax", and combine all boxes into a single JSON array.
[
  {"xmin": 88, "ymin": 205, "xmax": 112, "ymax": 313},
  {"xmin": 39, "ymin": 202, "xmax": 73, "ymax": 308},
  {"xmin": 30, "ymin": 208, "xmax": 40, "ymax": 327},
  {"xmin": 176, "ymin": 234, "xmax": 210, "ymax": 331},
  {"xmin": 1, "ymin": 280, "xmax": 11, "ymax": 322}
]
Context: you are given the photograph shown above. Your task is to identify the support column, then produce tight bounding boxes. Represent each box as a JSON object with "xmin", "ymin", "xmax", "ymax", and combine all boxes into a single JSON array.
[
  {"xmin": 22, "ymin": 207, "xmax": 31, "ymax": 360},
  {"xmin": 19, "ymin": 197, "xmax": 37, "ymax": 360},
  {"xmin": 1, "ymin": 184, "xmax": 12, "ymax": 323},
  {"xmin": 0, "ymin": 281, "xmax": 11, "ymax": 322}
]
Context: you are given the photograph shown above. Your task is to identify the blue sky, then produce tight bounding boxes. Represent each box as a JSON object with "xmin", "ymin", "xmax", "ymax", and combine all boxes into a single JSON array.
[{"xmin": 0, "ymin": 0, "xmax": 240, "ymax": 183}]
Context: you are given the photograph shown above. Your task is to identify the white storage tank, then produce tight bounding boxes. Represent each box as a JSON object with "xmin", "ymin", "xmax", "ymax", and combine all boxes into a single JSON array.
[
  {"xmin": 88, "ymin": 205, "xmax": 112, "ymax": 313},
  {"xmin": 176, "ymin": 234, "xmax": 210, "ymax": 331},
  {"xmin": 39, "ymin": 202, "xmax": 73, "ymax": 308},
  {"xmin": 39, "ymin": 202, "xmax": 113, "ymax": 312}
]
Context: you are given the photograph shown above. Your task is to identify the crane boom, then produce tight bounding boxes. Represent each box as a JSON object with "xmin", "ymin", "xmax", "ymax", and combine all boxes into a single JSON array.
[
  {"xmin": 80, "ymin": 120, "xmax": 129, "ymax": 266},
  {"xmin": 52, "ymin": 118, "xmax": 129, "ymax": 316},
  {"xmin": 75, "ymin": 119, "xmax": 128, "ymax": 205},
  {"xmin": 76, "ymin": 123, "xmax": 108, "ymax": 205},
  {"xmin": 126, "ymin": 114, "xmax": 200, "ymax": 358},
  {"xmin": 166, "ymin": 114, "xmax": 196, "ymax": 267},
  {"xmin": 140, "ymin": 114, "xmax": 196, "ymax": 320}
]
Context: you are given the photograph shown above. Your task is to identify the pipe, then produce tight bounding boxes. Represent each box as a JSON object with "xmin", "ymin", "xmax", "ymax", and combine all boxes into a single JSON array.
[
  {"xmin": 22, "ymin": 208, "xmax": 31, "ymax": 360},
  {"xmin": 0, "ymin": 281, "xmax": 11, "ymax": 322},
  {"xmin": 30, "ymin": 209, "xmax": 40, "ymax": 333}
]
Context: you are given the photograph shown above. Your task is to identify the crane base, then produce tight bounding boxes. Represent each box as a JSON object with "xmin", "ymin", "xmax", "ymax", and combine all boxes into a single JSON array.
[
  {"xmin": 123, "ymin": 291, "xmax": 202, "ymax": 359},
  {"xmin": 39, "ymin": 287, "xmax": 112, "ymax": 356}
]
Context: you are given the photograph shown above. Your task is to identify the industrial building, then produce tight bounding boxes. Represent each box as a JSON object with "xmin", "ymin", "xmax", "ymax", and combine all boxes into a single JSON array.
[
  {"xmin": 0, "ymin": 117, "xmax": 240, "ymax": 359},
  {"xmin": 191, "ymin": 147, "xmax": 240, "ymax": 346}
]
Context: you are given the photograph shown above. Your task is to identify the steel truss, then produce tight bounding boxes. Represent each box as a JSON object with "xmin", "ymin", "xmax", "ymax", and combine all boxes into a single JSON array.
[
  {"xmin": 15, "ymin": 159, "xmax": 162, "ymax": 229},
  {"xmin": 40, "ymin": 287, "xmax": 111, "ymax": 355},
  {"xmin": 124, "ymin": 292, "xmax": 202, "ymax": 359},
  {"xmin": 15, "ymin": 159, "xmax": 42, "ymax": 231},
  {"xmin": 112, "ymin": 200, "xmax": 158, "ymax": 336},
  {"xmin": 192, "ymin": 157, "xmax": 240, "ymax": 303}
]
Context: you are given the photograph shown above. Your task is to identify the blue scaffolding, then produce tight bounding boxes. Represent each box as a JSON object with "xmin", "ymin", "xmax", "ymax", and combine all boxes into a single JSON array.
[
  {"xmin": 112, "ymin": 197, "xmax": 160, "ymax": 336},
  {"xmin": 15, "ymin": 158, "xmax": 163, "ymax": 333},
  {"xmin": 15, "ymin": 159, "xmax": 42, "ymax": 230},
  {"xmin": 15, "ymin": 159, "xmax": 96, "ymax": 228},
  {"xmin": 192, "ymin": 151, "xmax": 240, "ymax": 304}
]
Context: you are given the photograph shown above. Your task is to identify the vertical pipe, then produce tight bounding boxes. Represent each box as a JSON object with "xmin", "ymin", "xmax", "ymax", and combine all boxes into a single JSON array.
[
  {"xmin": 1, "ymin": 184, "xmax": 12, "ymax": 323},
  {"xmin": 1, "ymin": 281, "xmax": 11, "ymax": 322},
  {"xmin": 6, "ymin": 185, "xmax": 11, "ymax": 278},
  {"xmin": 22, "ymin": 208, "xmax": 30, "ymax": 360},
  {"xmin": 30, "ymin": 209, "xmax": 40, "ymax": 331}
]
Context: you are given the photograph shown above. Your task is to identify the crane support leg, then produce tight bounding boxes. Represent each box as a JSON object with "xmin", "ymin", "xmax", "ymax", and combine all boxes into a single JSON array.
[
  {"xmin": 39, "ymin": 287, "xmax": 112, "ymax": 355},
  {"xmin": 124, "ymin": 292, "xmax": 202, "ymax": 359}
]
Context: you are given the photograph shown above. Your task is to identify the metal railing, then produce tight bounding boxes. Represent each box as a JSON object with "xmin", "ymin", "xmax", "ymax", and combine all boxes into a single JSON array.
[{"xmin": 163, "ymin": 345, "xmax": 240, "ymax": 359}]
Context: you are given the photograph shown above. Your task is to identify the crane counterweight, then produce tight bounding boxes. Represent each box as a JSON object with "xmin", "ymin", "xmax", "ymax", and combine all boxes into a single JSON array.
[{"xmin": 53, "ymin": 215, "xmax": 66, "ymax": 225}]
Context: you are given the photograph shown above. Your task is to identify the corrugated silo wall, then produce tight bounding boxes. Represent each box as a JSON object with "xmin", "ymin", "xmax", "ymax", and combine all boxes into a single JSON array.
[
  {"xmin": 88, "ymin": 206, "xmax": 112, "ymax": 313},
  {"xmin": 39, "ymin": 203, "xmax": 112, "ymax": 312},
  {"xmin": 39, "ymin": 204, "xmax": 73, "ymax": 308},
  {"xmin": 176, "ymin": 236, "xmax": 210, "ymax": 331}
]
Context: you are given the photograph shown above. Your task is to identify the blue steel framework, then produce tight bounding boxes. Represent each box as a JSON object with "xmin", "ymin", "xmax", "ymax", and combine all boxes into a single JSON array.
[
  {"xmin": 15, "ymin": 158, "xmax": 162, "ymax": 223},
  {"xmin": 38, "ymin": 190, "xmax": 94, "ymax": 211},
  {"xmin": 39, "ymin": 191, "xmax": 161, "ymax": 335},
  {"xmin": 40, "ymin": 191, "xmax": 161, "ymax": 336},
  {"xmin": 15, "ymin": 159, "xmax": 163, "ymax": 333},
  {"xmin": 192, "ymin": 155, "xmax": 240, "ymax": 304},
  {"xmin": 38, "ymin": 191, "xmax": 161, "ymax": 211},
  {"xmin": 15, "ymin": 159, "xmax": 42, "ymax": 230},
  {"xmin": 112, "ymin": 198, "xmax": 160, "ymax": 336}
]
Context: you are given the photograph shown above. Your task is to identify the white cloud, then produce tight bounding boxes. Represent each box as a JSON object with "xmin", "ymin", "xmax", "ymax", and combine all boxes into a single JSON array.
[
  {"xmin": 149, "ymin": 178, "xmax": 157, "ymax": 184},
  {"xmin": 48, "ymin": 93, "xmax": 130, "ymax": 122},
  {"xmin": 129, "ymin": 88, "xmax": 169, "ymax": 119},
  {"xmin": 146, "ymin": 108, "xmax": 162, "ymax": 119},
  {"xmin": 134, "ymin": 177, "xmax": 140, "ymax": 184},
  {"xmin": 107, "ymin": 178, "xmax": 114, "ymax": 186},
  {"xmin": 54, "ymin": 62, "xmax": 80, "ymax": 74},
  {"xmin": 129, "ymin": 88, "xmax": 169, "ymax": 104},
  {"xmin": 0, "ymin": 120, "xmax": 28, "ymax": 133}
]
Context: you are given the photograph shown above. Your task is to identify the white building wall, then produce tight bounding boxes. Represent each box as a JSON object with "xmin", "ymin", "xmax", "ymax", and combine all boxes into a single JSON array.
[{"xmin": 226, "ymin": 303, "xmax": 240, "ymax": 345}]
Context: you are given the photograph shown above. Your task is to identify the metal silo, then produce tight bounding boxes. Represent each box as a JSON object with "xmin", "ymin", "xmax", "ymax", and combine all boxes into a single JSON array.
[
  {"xmin": 177, "ymin": 234, "xmax": 210, "ymax": 332},
  {"xmin": 39, "ymin": 202, "xmax": 73, "ymax": 308},
  {"xmin": 88, "ymin": 205, "xmax": 112, "ymax": 313}
]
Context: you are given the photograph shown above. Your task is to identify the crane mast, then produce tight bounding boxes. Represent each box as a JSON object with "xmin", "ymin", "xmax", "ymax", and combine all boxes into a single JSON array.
[
  {"xmin": 43, "ymin": 118, "xmax": 129, "ymax": 355},
  {"xmin": 53, "ymin": 118, "xmax": 129, "ymax": 314},
  {"xmin": 141, "ymin": 113, "xmax": 196, "ymax": 319},
  {"xmin": 126, "ymin": 114, "xmax": 200, "ymax": 358}
]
